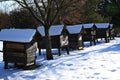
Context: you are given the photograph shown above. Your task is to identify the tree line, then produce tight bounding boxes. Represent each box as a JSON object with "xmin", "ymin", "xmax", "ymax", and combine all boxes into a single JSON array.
[{"xmin": 1, "ymin": 0, "xmax": 119, "ymax": 29}]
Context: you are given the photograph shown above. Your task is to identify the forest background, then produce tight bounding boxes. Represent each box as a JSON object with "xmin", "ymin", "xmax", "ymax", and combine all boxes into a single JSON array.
[{"xmin": 0, "ymin": 0, "xmax": 120, "ymax": 33}]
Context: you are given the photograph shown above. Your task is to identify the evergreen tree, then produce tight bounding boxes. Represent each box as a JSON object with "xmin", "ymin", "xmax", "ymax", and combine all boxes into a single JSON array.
[
  {"xmin": 81, "ymin": 0, "xmax": 110, "ymax": 23},
  {"xmin": 98, "ymin": 0, "xmax": 120, "ymax": 25}
]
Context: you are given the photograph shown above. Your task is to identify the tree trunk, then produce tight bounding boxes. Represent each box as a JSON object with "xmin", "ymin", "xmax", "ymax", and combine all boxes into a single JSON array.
[{"xmin": 44, "ymin": 26, "xmax": 53, "ymax": 60}]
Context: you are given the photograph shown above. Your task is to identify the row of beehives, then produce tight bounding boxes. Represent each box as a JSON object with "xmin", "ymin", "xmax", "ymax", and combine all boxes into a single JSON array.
[
  {"xmin": 37, "ymin": 23, "xmax": 114, "ymax": 56},
  {"xmin": 0, "ymin": 23, "xmax": 114, "ymax": 69}
]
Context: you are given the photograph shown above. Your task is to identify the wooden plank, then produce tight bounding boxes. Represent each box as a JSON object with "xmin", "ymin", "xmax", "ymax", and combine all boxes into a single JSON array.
[
  {"xmin": 5, "ymin": 43, "xmax": 24, "ymax": 49},
  {"xmin": 4, "ymin": 48, "xmax": 25, "ymax": 53},
  {"xmin": 4, "ymin": 52, "xmax": 25, "ymax": 56},
  {"xmin": 3, "ymin": 54, "xmax": 25, "ymax": 63},
  {"xmin": 26, "ymin": 42, "xmax": 37, "ymax": 54}
]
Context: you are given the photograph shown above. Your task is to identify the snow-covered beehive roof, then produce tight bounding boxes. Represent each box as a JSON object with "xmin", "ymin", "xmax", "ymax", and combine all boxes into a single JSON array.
[
  {"xmin": 83, "ymin": 23, "xmax": 94, "ymax": 28},
  {"xmin": 95, "ymin": 23, "xmax": 110, "ymax": 28},
  {"xmin": 66, "ymin": 24, "xmax": 83, "ymax": 34},
  {"xmin": 37, "ymin": 25, "xmax": 64, "ymax": 36},
  {"xmin": 0, "ymin": 29, "xmax": 36, "ymax": 43},
  {"xmin": 37, "ymin": 27, "xmax": 45, "ymax": 36},
  {"xmin": 109, "ymin": 24, "xmax": 113, "ymax": 29}
]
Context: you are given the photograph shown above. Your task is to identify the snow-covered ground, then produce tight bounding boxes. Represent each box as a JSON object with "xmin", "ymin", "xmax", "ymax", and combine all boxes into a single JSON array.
[{"xmin": 0, "ymin": 38, "xmax": 120, "ymax": 80}]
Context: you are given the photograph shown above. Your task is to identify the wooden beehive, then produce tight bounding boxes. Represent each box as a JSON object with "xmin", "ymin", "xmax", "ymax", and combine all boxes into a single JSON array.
[
  {"xmin": 95, "ymin": 23, "xmax": 110, "ymax": 43},
  {"xmin": 109, "ymin": 24, "xmax": 115, "ymax": 40},
  {"xmin": 66, "ymin": 24, "xmax": 85, "ymax": 50},
  {"xmin": 83, "ymin": 23, "xmax": 96, "ymax": 46},
  {"xmin": 37, "ymin": 25, "xmax": 69, "ymax": 56},
  {"xmin": 0, "ymin": 29, "xmax": 37, "ymax": 69}
]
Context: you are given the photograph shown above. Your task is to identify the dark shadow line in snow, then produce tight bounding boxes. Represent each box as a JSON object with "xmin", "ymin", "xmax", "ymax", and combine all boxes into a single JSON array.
[
  {"xmin": 42, "ymin": 52, "xmax": 89, "ymax": 68},
  {"xmin": 33, "ymin": 52, "xmax": 89, "ymax": 76},
  {"xmin": 96, "ymin": 44, "xmax": 120, "ymax": 54},
  {"xmin": 0, "ymin": 68, "xmax": 21, "ymax": 80}
]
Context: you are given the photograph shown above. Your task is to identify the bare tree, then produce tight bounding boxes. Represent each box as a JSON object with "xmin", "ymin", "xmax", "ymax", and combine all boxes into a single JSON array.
[
  {"xmin": 0, "ymin": 0, "xmax": 77, "ymax": 60},
  {"xmin": 61, "ymin": 0, "xmax": 85, "ymax": 25}
]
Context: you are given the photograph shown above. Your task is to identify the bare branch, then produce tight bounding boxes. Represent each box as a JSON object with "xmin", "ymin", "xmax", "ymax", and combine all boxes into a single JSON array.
[
  {"xmin": 33, "ymin": 0, "xmax": 45, "ymax": 21},
  {"xmin": 22, "ymin": 0, "xmax": 44, "ymax": 25}
]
